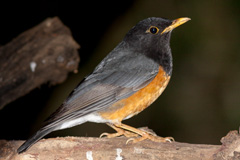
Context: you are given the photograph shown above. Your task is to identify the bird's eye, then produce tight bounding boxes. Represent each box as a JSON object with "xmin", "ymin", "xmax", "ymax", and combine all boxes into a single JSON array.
[{"xmin": 147, "ymin": 26, "xmax": 159, "ymax": 34}]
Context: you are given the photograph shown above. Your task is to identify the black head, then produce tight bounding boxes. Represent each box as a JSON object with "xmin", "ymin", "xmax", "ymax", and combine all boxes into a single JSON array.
[{"xmin": 123, "ymin": 17, "xmax": 190, "ymax": 75}]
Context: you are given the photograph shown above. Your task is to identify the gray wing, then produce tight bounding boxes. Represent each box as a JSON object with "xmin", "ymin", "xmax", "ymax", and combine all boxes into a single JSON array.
[{"xmin": 43, "ymin": 51, "xmax": 159, "ymax": 128}]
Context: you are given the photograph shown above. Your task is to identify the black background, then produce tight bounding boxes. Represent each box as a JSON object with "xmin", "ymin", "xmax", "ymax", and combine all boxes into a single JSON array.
[{"xmin": 1, "ymin": 0, "xmax": 240, "ymax": 145}]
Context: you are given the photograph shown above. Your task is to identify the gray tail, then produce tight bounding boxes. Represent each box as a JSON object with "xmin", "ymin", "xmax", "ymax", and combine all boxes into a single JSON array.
[{"xmin": 17, "ymin": 128, "xmax": 53, "ymax": 154}]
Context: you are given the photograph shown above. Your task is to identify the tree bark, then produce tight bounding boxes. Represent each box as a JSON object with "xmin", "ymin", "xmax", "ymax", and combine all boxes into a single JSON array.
[
  {"xmin": 0, "ymin": 130, "xmax": 240, "ymax": 160},
  {"xmin": 0, "ymin": 17, "xmax": 80, "ymax": 109}
]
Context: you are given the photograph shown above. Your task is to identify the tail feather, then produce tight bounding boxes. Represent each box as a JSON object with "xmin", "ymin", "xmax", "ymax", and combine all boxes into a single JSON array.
[{"xmin": 17, "ymin": 128, "xmax": 53, "ymax": 154}]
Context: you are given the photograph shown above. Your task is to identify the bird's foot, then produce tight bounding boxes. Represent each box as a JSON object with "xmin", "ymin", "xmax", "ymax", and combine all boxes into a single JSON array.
[
  {"xmin": 101, "ymin": 123, "xmax": 174, "ymax": 144},
  {"xmin": 126, "ymin": 134, "xmax": 174, "ymax": 144},
  {"xmin": 125, "ymin": 126, "xmax": 174, "ymax": 143}
]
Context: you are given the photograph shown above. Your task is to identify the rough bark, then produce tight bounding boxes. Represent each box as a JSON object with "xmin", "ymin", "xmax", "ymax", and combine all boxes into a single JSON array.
[
  {"xmin": 0, "ymin": 17, "xmax": 80, "ymax": 109},
  {"xmin": 0, "ymin": 130, "xmax": 240, "ymax": 160}
]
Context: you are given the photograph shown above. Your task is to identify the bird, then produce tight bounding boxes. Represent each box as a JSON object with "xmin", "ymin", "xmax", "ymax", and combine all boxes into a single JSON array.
[{"xmin": 17, "ymin": 17, "xmax": 190, "ymax": 153}]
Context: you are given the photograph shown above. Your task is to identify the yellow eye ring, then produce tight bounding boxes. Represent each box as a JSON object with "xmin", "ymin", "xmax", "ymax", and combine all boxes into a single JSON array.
[{"xmin": 146, "ymin": 26, "xmax": 159, "ymax": 34}]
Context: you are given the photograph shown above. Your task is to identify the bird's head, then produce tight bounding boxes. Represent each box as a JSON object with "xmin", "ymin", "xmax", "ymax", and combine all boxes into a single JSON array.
[
  {"xmin": 124, "ymin": 17, "xmax": 191, "ymax": 52},
  {"xmin": 123, "ymin": 17, "xmax": 190, "ymax": 75}
]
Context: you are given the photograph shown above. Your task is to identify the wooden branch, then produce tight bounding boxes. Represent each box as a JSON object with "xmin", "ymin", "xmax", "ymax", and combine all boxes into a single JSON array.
[
  {"xmin": 0, "ymin": 130, "xmax": 240, "ymax": 159},
  {"xmin": 0, "ymin": 17, "xmax": 80, "ymax": 109}
]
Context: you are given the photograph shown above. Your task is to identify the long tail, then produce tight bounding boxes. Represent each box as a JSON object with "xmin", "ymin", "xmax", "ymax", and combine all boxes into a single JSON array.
[{"xmin": 17, "ymin": 128, "xmax": 53, "ymax": 154}]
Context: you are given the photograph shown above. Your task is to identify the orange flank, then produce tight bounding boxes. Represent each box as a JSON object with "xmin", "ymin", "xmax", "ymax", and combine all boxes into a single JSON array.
[{"xmin": 99, "ymin": 67, "xmax": 170, "ymax": 122}]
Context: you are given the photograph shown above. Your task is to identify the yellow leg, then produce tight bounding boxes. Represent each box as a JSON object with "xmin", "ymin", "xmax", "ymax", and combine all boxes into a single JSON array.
[
  {"xmin": 100, "ymin": 123, "xmax": 174, "ymax": 144},
  {"xmin": 100, "ymin": 123, "xmax": 139, "ymax": 138}
]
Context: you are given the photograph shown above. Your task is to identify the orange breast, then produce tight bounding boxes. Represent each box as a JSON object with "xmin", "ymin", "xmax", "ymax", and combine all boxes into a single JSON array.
[{"xmin": 99, "ymin": 67, "xmax": 170, "ymax": 122}]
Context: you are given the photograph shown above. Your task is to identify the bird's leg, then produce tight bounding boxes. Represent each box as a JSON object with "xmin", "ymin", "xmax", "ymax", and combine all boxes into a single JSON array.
[
  {"xmin": 114, "ymin": 123, "xmax": 174, "ymax": 144},
  {"xmin": 100, "ymin": 123, "xmax": 139, "ymax": 138}
]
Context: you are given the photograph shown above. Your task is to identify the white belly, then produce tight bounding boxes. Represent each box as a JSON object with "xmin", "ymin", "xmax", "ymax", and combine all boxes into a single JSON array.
[{"xmin": 58, "ymin": 113, "xmax": 110, "ymax": 130}]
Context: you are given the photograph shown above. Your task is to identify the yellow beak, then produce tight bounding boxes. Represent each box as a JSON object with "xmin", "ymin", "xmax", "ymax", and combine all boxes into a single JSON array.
[{"xmin": 161, "ymin": 17, "xmax": 191, "ymax": 35}]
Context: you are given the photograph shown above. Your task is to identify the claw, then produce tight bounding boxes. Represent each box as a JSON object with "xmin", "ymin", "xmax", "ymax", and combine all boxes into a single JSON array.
[
  {"xmin": 164, "ymin": 137, "xmax": 175, "ymax": 142},
  {"xmin": 126, "ymin": 138, "xmax": 134, "ymax": 144},
  {"xmin": 99, "ymin": 133, "xmax": 109, "ymax": 138}
]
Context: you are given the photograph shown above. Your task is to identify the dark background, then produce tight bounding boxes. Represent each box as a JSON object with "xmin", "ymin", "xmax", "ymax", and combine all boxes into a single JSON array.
[{"xmin": 0, "ymin": 0, "xmax": 240, "ymax": 145}]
